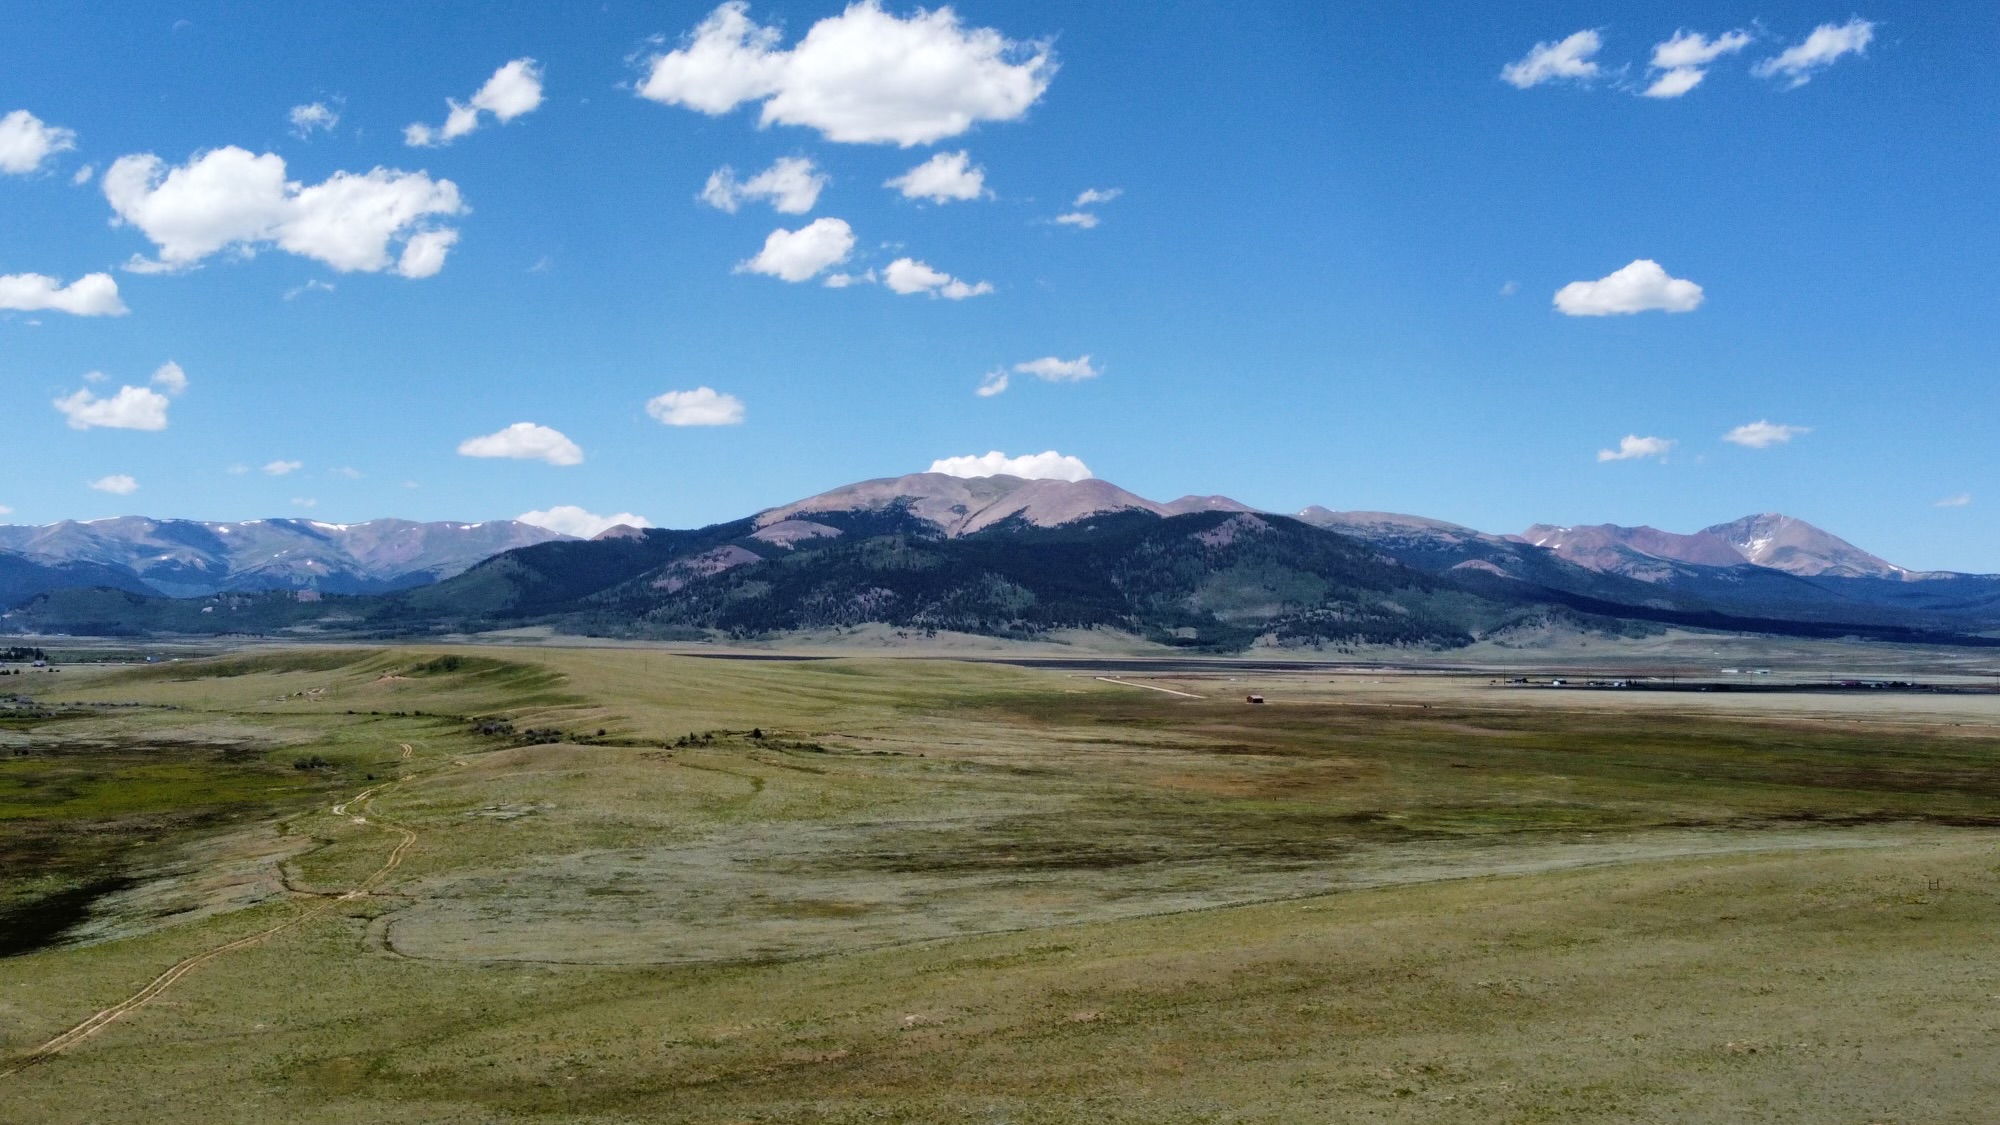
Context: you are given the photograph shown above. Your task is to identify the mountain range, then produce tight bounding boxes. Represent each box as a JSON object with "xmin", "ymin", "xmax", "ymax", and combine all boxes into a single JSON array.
[
  {"xmin": 0, "ymin": 518, "xmax": 567, "ymax": 598},
  {"xmin": 6, "ymin": 474, "xmax": 1998, "ymax": 649}
]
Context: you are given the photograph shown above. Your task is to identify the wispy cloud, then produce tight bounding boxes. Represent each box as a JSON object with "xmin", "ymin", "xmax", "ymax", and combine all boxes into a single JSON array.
[
  {"xmin": 406, "ymin": 58, "xmax": 544, "ymax": 146},
  {"xmin": 883, "ymin": 257, "xmax": 991, "ymax": 299},
  {"xmin": 1502, "ymin": 30, "xmax": 1603, "ymax": 89},
  {"xmin": 1935, "ymin": 493, "xmax": 1973, "ymax": 509},
  {"xmin": 702, "ymin": 156, "xmax": 827, "ymax": 214},
  {"xmin": 1723, "ymin": 421, "xmax": 1809, "ymax": 449},
  {"xmin": 1754, "ymin": 19, "xmax": 1875, "ymax": 87},
  {"xmin": 289, "ymin": 101, "xmax": 340, "ymax": 138},
  {"xmin": 1643, "ymin": 29, "xmax": 1753, "ymax": 98},
  {"xmin": 1597, "ymin": 435, "xmax": 1675, "ymax": 463}
]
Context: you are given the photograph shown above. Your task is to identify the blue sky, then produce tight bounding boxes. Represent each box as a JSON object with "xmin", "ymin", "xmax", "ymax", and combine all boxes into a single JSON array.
[{"xmin": 2, "ymin": 1, "xmax": 1995, "ymax": 569}]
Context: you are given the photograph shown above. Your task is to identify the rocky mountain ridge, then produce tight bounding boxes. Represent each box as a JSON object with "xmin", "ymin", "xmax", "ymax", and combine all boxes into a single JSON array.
[{"xmin": 0, "ymin": 517, "xmax": 568, "ymax": 597}]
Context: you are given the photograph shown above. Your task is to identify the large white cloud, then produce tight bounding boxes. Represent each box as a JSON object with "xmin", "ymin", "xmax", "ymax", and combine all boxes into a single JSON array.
[
  {"xmin": 1597, "ymin": 435, "xmax": 1675, "ymax": 463},
  {"xmin": 406, "ymin": 58, "xmax": 545, "ymax": 146},
  {"xmin": 738, "ymin": 217, "xmax": 854, "ymax": 281},
  {"xmin": 1754, "ymin": 19, "xmax": 1874, "ymax": 87},
  {"xmin": 52, "ymin": 362, "xmax": 188, "ymax": 431},
  {"xmin": 647, "ymin": 387, "xmax": 746, "ymax": 426},
  {"xmin": 89, "ymin": 474, "xmax": 138, "ymax": 495},
  {"xmin": 104, "ymin": 146, "xmax": 465, "ymax": 276},
  {"xmin": 1723, "ymin": 420, "xmax": 1809, "ymax": 449},
  {"xmin": 885, "ymin": 150, "xmax": 986, "ymax": 202},
  {"xmin": 1501, "ymin": 30, "xmax": 1603, "ymax": 89},
  {"xmin": 929, "ymin": 450, "xmax": 1092, "ymax": 481},
  {"xmin": 1643, "ymin": 29, "xmax": 1753, "ymax": 98},
  {"xmin": 0, "ymin": 272, "xmax": 126, "ymax": 316},
  {"xmin": 638, "ymin": 1, "xmax": 1055, "ymax": 146},
  {"xmin": 457, "ymin": 423, "xmax": 584, "ymax": 466},
  {"xmin": 701, "ymin": 156, "xmax": 826, "ymax": 214},
  {"xmin": 518, "ymin": 505, "xmax": 653, "ymax": 538},
  {"xmin": 0, "ymin": 109, "xmax": 77, "ymax": 174},
  {"xmin": 1554, "ymin": 260, "xmax": 1703, "ymax": 316},
  {"xmin": 883, "ymin": 256, "xmax": 991, "ymax": 299}
]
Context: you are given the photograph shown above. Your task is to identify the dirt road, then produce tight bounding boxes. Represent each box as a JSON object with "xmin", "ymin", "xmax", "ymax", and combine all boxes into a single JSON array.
[{"xmin": 0, "ymin": 745, "xmax": 421, "ymax": 1077}]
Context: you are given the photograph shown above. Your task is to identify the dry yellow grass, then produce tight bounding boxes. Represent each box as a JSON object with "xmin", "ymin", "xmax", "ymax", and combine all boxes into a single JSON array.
[{"xmin": 2, "ymin": 645, "xmax": 1996, "ymax": 1122}]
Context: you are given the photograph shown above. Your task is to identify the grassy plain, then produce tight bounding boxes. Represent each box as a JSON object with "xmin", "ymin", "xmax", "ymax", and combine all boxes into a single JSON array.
[{"xmin": 1, "ymin": 645, "xmax": 1997, "ymax": 1123}]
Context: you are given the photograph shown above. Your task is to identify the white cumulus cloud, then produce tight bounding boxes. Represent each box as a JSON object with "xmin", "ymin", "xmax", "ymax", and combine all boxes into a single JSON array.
[
  {"xmin": 1935, "ymin": 493, "xmax": 1972, "ymax": 509},
  {"xmin": 1554, "ymin": 259, "xmax": 1703, "ymax": 316},
  {"xmin": 1723, "ymin": 420, "xmax": 1809, "ymax": 448},
  {"xmin": 1073, "ymin": 187, "xmax": 1121, "ymax": 206},
  {"xmin": 406, "ymin": 58, "xmax": 545, "ymax": 146},
  {"xmin": 1643, "ymin": 29, "xmax": 1753, "ymax": 98},
  {"xmin": 0, "ymin": 272, "xmax": 127, "ymax": 316},
  {"xmin": 0, "ymin": 109, "xmax": 77, "ymax": 174},
  {"xmin": 1597, "ymin": 435, "xmax": 1675, "ymax": 463},
  {"xmin": 886, "ymin": 150, "xmax": 986, "ymax": 202},
  {"xmin": 263, "ymin": 459, "xmax": 304, "ymax": 476},
  {"xmin": 1754, "ymin": 19, "xmax": 1875, "ymax": 87},
  {"xmin": 89, "ymin": 474, "xmax": 138, "ymax": 495},
  {"xmin": 149, "ymin": 360, "xmax": 188, "ymax": 395},
  {"xmin": 289, "ymin": 101, "xmax": 340, "ymax": 137},
  {"xmin": 1053, "ymin": 211, "xmax": 1098, "ymax": 228},
  {"xmin": 1502, "ymin": 30, "xmax": 1603, "ymax": 89},
  {"xmin": 103, "ymin": 146, "xmax": 465, "ymax": 277},
  {"xmin": 738, "ymin": 217, "xmax": 854, "ymax": 281},
  {"xmin": 52, "ymin": 364, "xmax": 186, "ymax": 432},
  {"xmin": 647, "ymin": 387, "xmax": 746, "ymax": 426},
  {"xmin": 55, "ymin": 386, "xmax": 171, "ymax": 431},
  {"xmin": 929, "ymin": 450, "xmax": 1092, "ymax": 481},
  {"xmin": 883, "ymin": 256, "xmax": 991, "ymax": 299},
  {"xmin": 975, "ymin": 370, "xmax": 1009, "ymax": 397},
  {"xmin": 701, "ymin": 156, "xmax": 826, "ymax": 214},
  {"xmin": 457, "ymin": 423, "xmax": 584, "ymax": 466},
  {"xmin": 638, "ymin": 1, "xmax": 1055, "ymax": 146},
  {"xmin": 518, "ymin": 506, "xmax": 654, "ymax": 539}
]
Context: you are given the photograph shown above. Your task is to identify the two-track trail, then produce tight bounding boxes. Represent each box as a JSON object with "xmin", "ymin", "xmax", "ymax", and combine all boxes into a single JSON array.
[{"xmin": 0, "ymin": 744, "xmax": 423, "ymax": 1078}]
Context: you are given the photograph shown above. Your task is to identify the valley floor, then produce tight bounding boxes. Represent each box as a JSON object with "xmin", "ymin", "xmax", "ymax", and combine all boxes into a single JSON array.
[{"xmin": 1, "ymin": 644, "xmax": 1997, "ymax": 1122}]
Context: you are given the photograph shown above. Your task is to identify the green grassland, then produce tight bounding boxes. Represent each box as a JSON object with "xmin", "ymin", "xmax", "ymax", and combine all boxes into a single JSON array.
[{"xmin": 1, "ymin": 647, "xmax": 1997, "ymax": 1122}]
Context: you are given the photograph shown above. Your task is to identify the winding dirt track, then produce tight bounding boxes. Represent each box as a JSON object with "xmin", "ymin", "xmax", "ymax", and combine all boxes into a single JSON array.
[{"xmin": 0, "ymin": 745, "xmax": 421, "ymax": 1078}]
